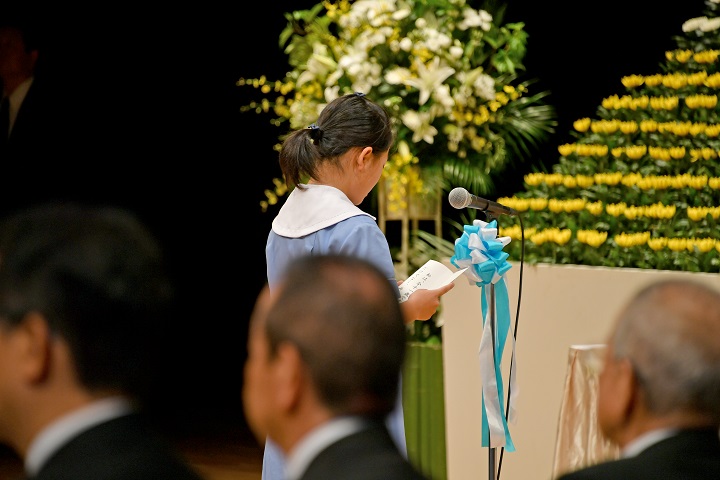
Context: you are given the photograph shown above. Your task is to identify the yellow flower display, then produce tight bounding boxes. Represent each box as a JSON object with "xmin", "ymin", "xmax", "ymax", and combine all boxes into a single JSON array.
[{"xmin": 499, "ymin": 1, "xmax": 720, "ymax": 273}]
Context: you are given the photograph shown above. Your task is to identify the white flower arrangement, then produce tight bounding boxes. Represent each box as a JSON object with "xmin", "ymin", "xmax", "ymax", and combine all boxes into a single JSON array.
[
  {"xmin": 682, "ymin": 15, "xmax": 720, "ymax": 32},
  {"xmin": 238, "ymin": 0, "xmax": 555, "ymax": 213}
]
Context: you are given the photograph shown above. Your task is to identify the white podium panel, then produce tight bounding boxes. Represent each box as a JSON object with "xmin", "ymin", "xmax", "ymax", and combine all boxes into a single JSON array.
[{"xmin": 441, "ymin": 262, "xmax": 720, "ymax": 480}]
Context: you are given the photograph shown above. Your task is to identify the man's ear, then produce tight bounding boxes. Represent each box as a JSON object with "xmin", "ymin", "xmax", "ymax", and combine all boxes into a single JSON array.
[
  {"xmin": 606, "ymin": 357, "xmax": 640, "ymax": 427},
  {"xmin": 29, "ymin": 49, "xmax": 40, "ymax": 68},
  {"xmin": 598, "ymin": 353, "xmax": 640, "ymax": 444},
  {"xmin": 273, "ymin": 342, "xmax": 305, "ymax": 412},
  {"xmin": 615, "ymin": 358, "xmax": 638, "ymax": 415},
  {"xmin": 16, "ymin": 312, "xmax": 52, "ymax": 383},
  {"xmin": 623, "ymin": 358, "xmax": 648, "ymax": 419}
]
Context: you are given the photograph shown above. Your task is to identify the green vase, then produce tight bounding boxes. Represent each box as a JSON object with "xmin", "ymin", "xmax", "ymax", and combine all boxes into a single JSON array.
[{"xmin": 403, "ymin": 340, "xmax": 447, "ymax": 480}]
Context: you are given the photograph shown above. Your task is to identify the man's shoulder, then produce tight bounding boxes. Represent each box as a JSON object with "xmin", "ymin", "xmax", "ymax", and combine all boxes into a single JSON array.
[
  {"xmin": 35, "ymin": 414, "xmax": 204, "ymax": 480},
  {"xmin": 301, "ymin": 424, "xmax": 429, "ymax": 480}
]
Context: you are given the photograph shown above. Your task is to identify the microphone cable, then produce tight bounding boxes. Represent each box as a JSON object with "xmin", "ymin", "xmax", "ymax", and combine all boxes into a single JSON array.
[{"xmin": 496, "ymin": 212, "xmax": 525, "ymax": 480}]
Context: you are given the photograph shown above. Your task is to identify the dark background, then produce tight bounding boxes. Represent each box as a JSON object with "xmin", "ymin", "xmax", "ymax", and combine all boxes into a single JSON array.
[{"xmin": 2, "ymin": 1, "xmax": 706, "ymax": 440}]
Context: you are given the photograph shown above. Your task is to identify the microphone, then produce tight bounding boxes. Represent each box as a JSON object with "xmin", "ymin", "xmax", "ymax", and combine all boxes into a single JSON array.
[{"xmin": 448, "ymin": 187, "xmax": 517, "ymax": 216}]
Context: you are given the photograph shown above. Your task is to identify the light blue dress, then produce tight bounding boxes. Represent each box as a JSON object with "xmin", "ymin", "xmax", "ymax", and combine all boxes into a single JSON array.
[{"xmin": 263, "ymin": 184, "xmax": 407, "ymax": 480}]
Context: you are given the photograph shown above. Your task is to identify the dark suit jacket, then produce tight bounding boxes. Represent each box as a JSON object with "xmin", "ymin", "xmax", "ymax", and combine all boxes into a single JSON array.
[
  {"xmin": 0, "ymin": 77, "xmax": 58, "ymax": 163},
  {"xmin": 31, "ymin": 413, "xmax": 205, "ymax": 480},
  {"xmin": 556, "ymin": 427, "xmax": 720, "ymax": 480},
  {"xmin": 299, "ymin": 421, "xmax": 429, "ymax": 480}
]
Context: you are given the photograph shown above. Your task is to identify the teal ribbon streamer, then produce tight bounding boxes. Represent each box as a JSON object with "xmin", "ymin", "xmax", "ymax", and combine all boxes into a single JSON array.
[{"xmin": 450, "ymin": 219, "xmax": 516, "ymax": 452}]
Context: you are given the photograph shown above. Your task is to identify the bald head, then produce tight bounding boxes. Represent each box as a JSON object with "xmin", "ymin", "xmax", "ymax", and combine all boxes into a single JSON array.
[{"xmin": 610, "ymin": 279, "xmax": 720, "ymax": 422}]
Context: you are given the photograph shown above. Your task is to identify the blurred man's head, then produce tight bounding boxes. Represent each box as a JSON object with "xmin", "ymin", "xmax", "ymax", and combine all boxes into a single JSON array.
[
  {"xmin": 0, "ymin": 21, "xmax": 39, "ymax": 94},
  {"xmin": 597, "ymin": 279, "xmax": 720, "ymax": 448},
  {"xmin": 242, "ymin": 254, "xmax": 406, "ymax": 452},
  {"xmin": 0, "ymin": 202, "xmax": 173, "ymax": 455}
]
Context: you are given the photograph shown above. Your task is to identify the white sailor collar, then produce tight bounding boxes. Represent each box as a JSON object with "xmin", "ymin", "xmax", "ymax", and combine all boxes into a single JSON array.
[{"xmin": 272, "ymin": 184, "xmax": 375, "ymax": 238}]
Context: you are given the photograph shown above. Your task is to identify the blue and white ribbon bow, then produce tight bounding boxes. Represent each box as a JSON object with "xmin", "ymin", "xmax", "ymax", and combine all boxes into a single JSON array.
[{"xmin": 450, "ymin": 218, "xmax": 518, "ymax": 451}]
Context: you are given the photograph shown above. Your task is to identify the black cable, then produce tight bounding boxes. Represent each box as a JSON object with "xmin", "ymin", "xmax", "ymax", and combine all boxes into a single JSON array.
[{"xmin": 496, "ymin": 213, "xmax": 525, "ymax": 480}]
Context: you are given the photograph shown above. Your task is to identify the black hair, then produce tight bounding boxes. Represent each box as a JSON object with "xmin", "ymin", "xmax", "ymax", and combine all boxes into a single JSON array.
[
  {"xmin": 0, "ymin": 202, "xmax": 173, "ymax": 399},
  {"xmin": 278, "ymin": 92, "xmax": 395, "ymax": 190}
]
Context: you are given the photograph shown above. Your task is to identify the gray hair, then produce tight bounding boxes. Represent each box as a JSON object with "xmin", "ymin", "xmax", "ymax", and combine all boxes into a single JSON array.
[{"xmin": 611, "ymin": 279, "xmax": 720, "ymax": 422}]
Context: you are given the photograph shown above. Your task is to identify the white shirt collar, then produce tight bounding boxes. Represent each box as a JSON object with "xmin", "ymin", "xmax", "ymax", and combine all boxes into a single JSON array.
[
  {"xmin": 285, "ymin": 416, "xmax": 369, "ymax": 480},
  {"xmin": 272, "ymin": 184, "xmax": 374, "ymax": 238},
  {"xmin": 621, "ymin": 427, "xmax": 678, "ymax": 458},
  {"xmin": 25, "ymin": 396, "xmax": 135, "ymax": 476},
  {"xmin": 6, "ymin": 76, "xmax": 34, "ymax": 132}
]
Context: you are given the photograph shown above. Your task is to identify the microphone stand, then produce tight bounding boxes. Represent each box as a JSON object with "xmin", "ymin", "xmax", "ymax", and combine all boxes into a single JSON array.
[{"xmin": 486, "ymin": 212, "xmax": 497, "ymax": 480}]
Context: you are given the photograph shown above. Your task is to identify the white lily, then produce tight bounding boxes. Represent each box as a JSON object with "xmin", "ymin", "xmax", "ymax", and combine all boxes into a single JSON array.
[
  {"xmin": 405, "ymin": 56, "xmax": 455, "ymax": 105},
  {"xmin": 385, "ymin": 67, "xmax": 413, "ymax": 85},
  {"xmin": 457, "ymin": 8, "xmax": 493, "ymax": 31},
  {"xmin": 296, "ymin": 44, "xmax": 336, "ymax": 87},
  {"xmin": 401, "ymin": 110, "xmax": 438, "ymax": 144}
]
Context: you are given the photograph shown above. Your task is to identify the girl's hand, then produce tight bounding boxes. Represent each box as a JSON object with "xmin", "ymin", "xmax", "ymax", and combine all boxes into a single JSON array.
[{"xmin": 402, "ymin": 283, "xmax": 455, "ymax": 323}]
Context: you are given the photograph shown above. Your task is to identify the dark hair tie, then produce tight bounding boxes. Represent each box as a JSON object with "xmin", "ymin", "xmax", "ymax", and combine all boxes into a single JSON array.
[{"xmin": 306, "ymin": 123, "xmax": 323, "ymax": 143}]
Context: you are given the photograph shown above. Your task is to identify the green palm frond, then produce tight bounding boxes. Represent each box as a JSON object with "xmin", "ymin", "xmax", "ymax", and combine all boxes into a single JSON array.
[{"xmin": 442, "ymin": 160, "xmax": 495, "ymax": 196}]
